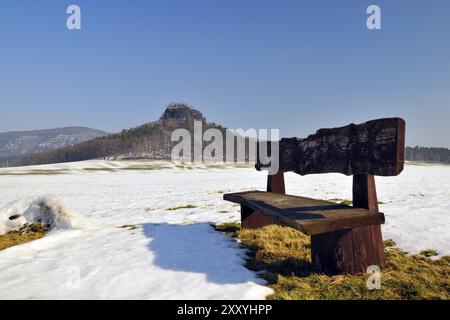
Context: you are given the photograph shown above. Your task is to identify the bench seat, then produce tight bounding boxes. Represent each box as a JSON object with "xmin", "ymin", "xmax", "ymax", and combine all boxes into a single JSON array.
[{"xmin": 224, "ymin": 191, "xmax": 385, "ymax": 235}]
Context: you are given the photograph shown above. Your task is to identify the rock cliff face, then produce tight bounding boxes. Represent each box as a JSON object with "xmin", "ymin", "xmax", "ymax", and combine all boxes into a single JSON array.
[{"xmin": 160, "ymin": 103, "xmax": 205, "ymax": 122}]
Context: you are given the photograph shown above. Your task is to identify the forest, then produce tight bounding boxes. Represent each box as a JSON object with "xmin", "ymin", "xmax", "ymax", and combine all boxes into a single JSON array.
[{"xmin": 405, "ymin": 146, "xmax": 449, "ymax": 164}]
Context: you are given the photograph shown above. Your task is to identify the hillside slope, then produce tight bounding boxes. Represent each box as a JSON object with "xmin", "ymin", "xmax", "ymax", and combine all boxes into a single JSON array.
[
  {"xmin": 11, "ymin": 105, "xmax": 448, "ymax": 167},
  {"xmin": 0, "ymin": 127, "xmax": 107, "ymax": 166},
  {"xmin": 21, "ymin": 103, "xmax": 227, "ymax": 166}
]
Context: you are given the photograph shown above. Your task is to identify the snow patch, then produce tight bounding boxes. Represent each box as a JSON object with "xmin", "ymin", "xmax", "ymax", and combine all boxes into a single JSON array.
[
  {"xmin": 0, "ymin": 160, "xmax": 448, "ymax": 299},
  {"xmin": 0, "ymin": 196, "xmax": 87, "ymax": 235}
]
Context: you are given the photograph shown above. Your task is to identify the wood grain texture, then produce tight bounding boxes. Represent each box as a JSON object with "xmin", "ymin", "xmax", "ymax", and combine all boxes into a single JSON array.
[
  {"xmin": 352, "ymin": 174, "xmax": 385, "ymax": 269},
  {"xmin": 353, "ymin": 174, "xmax": 379, "ymax": 211},
  {"xmin": 241, "ymin": 205, "xmax": 282, "ymax": 229},
  {"xmin": 224, "ymin": 191, "xmax": 385, "ymax": 235},
  {"xmin": 256, "ymin": 117, "xmax": 405, "ymax": 176},
  {"xmin": 311, "ymin": 174, "xmax": 385, "ymax": 274},
  {"xmin": 311, "ymin": 229, "xmax": 353, "ymax": 274},
  {"xmin": 311, "ymin": 225, "xmax": 385, "ymax": 275},
  {"xmin": 266, "ymin": 172, "xmax": 285, "ymax": 194}
]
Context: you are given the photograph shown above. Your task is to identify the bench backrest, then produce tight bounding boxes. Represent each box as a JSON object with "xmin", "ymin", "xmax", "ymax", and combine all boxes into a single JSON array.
[{"xmin": 256, "ymin": 117, "xmax": 405, "ymax": 176}]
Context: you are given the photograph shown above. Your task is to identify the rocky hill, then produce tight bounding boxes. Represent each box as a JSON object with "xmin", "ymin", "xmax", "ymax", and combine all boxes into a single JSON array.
[
  {"xmin": 19, "ymin": 103, "xmax": 228, "ymax": 166},
  {"xmin": 0, "ymin": 127, "xmax": 107, "ymax": 166}
]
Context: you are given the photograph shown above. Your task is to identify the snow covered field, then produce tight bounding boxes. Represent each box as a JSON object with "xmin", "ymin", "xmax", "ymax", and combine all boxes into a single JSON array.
[{"xmin": 0, "ymin": 160, "xmax": 449, "ymax": 299}]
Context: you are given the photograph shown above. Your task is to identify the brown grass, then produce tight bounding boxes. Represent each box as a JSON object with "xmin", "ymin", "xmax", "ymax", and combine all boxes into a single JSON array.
[
  {"xmin": 118, "ymin": 224, "xmax": 139, "ymax": 230},
  {"xmin": 167, "ymin": 204, "xmax": 198, "ymax": 211},
  {"xmin": 0, "ymin": 224, "xmax": 47, "ymax": 251},
  {"xmin": 214, "ymin": 223, "xmax": 450, "ymax": 300}
]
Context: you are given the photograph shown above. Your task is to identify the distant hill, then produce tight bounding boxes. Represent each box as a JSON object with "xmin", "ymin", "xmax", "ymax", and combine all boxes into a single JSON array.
[
  {"xmin": 4, "ymin": 107, "xmax": 449, "ymax": 167},
  {"xmin": 19, "ymin": 103, "xmax": 228, "ymax": 166},
  {"xmin": 405, "ymin": 146, "xmax": 449, "ymax": 164},
  {"xmin": 0, "ymin": 127, "xmax": 107, "ymax": 166}
]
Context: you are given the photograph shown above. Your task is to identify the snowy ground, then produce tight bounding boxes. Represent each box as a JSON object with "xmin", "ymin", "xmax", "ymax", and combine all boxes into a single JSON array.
[{"xmin": 0, "ymin": 160, "xmax": 449, "ymax": 299}]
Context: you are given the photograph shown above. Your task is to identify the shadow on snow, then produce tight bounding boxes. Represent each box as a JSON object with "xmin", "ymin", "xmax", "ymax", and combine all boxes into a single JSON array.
[{"xmin": 142, "ymin": 222, "xmax": 259, "ymax": 285}]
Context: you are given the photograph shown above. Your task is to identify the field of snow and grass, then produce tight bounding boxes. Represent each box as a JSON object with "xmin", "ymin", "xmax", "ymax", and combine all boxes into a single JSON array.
[{"xmin": 0, "ymin": 160, "xmax": 449, "ymax": 299}]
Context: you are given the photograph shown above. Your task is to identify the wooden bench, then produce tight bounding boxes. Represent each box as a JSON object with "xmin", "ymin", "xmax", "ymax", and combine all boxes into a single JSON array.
[{"xmin": 224, "ymin": 117, "xmax": 405, "ymax": 275}]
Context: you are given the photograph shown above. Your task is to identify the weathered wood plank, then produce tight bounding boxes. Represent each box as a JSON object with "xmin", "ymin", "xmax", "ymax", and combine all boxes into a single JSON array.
[
  {"xmin": 241, "ymin": 205, "xmax": 282, "ymax": 229},
  {"xmin": 256, "ymin": 117, "xmax": 405, "ymax": 176},
  {"xmin": 266, "ymin": 172, "xmax": 285, "ymax": 194},
  {"xmin": 224, "ymin": 191, "xmax": 385, "ymax": 235},
  {"xmin": 311, "ymin": 226, "xmax": 385, "ymax": 275},
  {"xmin": 352, "ymin": 174, "xmax": 385, "ymax": 269},
  {"xmin": 353, "ymin": 174, "xmax": 379, "ymax": 211},
  {"xmin": 311, "ymin": 229, "xmax": 355, "ymax": 275}
]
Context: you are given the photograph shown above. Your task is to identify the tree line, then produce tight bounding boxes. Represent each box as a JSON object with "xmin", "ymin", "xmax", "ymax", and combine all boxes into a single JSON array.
[{"xmin": 405, "ymin": 146, "xmax": 449, "ymax": 164}]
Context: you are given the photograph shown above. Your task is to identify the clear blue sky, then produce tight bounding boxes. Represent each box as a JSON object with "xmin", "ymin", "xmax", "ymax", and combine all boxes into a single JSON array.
[{"xmin": 0, "ymin": 0, "xmax": 449, "ymax": 147}]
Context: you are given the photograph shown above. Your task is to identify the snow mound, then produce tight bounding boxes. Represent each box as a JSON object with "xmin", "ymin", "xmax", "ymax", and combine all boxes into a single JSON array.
[{"xmin": 0, "ymin": 196, "xmax": 82, "ymax": 235}]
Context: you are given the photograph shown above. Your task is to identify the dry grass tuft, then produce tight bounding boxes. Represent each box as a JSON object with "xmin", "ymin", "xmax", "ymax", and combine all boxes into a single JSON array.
[
  {"xmin": 118, "ymin": 224, "xmax": 139, "ymax": 230},
  {"xmin": 0, "ymin": 224, "xmax": 47, "ymax": 251},
  {"xmin": 212, "ymin": 222, "xmax": 241, "ymax": 237},
  {"xmin": 420, "ymin": 249, "xmax": 439, "ymax": 257},
  {"xmin": 384, "ymin": 239, "xmax": 397, "ymax": 247},
  {"xmin": 167, "ymin": 204, "xmax": 198, "ymax": 211}
]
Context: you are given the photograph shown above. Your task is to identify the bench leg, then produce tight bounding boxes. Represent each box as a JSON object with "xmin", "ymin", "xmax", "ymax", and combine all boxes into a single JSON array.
[
  {"xmin": 311, "ymin": 225, "xmax": 385, "ymax": 275},
  {"xmin": 241, "ymin": 205, "xmax": 280, "ymax": 229}
]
